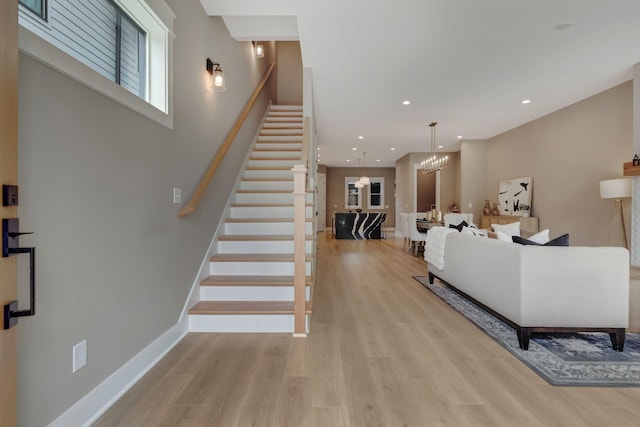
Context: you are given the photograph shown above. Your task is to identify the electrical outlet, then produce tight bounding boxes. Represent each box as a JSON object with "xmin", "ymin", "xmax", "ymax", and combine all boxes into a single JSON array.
[
  {"xmin": 73, "ymin": 340, "xmax": 87, "ymax": 373},
  {"xmin": 468, "ymin": 202, "xmax": 473, "ymax": 208},
  {"xmin": 173, "ymin": 188, "xmax": 182, "ymax": 204}
]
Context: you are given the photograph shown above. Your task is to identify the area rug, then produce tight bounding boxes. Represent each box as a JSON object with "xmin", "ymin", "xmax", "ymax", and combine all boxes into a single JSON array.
[{"xmin": 413, "ymin": 276, "xmax": 640, "ymax": 386}]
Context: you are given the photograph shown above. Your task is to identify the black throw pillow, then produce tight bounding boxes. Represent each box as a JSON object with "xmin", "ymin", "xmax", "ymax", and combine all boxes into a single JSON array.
[
  {"xmin": 448, "ymin": 221, "xmax": 468, "ymax": 232},
  {"xmin": 512, "ymin": 233, "xmax": 570, "ymax": 247}
]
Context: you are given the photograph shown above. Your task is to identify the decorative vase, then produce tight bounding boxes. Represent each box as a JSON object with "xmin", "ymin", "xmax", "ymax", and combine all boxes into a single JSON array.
[
  {"xmin": 482, "ymin": 200, "xmax": 492, "ymax": 216},
  {"xmin": 491, "ymin": 203, "xmax": 500, "ymax": 216}
]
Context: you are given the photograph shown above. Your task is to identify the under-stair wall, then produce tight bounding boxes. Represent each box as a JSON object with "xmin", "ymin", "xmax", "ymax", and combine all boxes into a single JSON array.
[{"xmin": 186, "ymin": 104, "xmax": 314, "ymax": 333}]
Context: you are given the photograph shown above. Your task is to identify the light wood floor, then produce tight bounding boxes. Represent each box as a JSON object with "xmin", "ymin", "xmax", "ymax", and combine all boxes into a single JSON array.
[{"xmin": 94, "ymin": 233, "xmax": 640, "ymax": 426}]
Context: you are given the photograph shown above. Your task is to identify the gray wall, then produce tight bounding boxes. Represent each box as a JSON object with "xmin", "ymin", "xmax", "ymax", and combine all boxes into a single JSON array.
[
  {"xmin": 16, "ymin": 1, "xmax": 276, "ymax": 425},
  {"xmin": 459, "ymin": 139, "xmax": 489, "ymax": 221},
  {"xmin": 486, "ymin": 81, "xmax": 632, "ymax": 246},
  {"xmin": 276, "ymin": 41, "xmax": 302, "ymax": 105}
]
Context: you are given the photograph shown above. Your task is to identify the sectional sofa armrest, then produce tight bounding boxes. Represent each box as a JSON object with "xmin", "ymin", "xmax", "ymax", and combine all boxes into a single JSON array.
[{"xmin": 519, "ymin": 246, "xmax": 629, "ymax": 327}]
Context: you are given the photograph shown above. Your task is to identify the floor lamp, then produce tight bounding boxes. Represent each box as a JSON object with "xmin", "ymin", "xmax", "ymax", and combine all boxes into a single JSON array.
[{"xmin": 600, "ymin": 178, "xmax": 632, "ymax": 249}]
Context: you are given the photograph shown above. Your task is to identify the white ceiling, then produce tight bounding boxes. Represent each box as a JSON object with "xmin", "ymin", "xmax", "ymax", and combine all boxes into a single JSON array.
[{"xmin": 200, "ymin": 0, "xmax": 640, "ymax": 168}]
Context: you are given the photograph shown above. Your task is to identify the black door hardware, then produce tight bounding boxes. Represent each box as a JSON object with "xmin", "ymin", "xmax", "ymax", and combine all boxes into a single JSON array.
[{"xmin": 2, "ymin": 218, "xmax": 36, "ymax": 330}]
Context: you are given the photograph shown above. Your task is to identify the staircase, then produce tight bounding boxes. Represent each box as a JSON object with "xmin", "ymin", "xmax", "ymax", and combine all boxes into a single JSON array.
[{"xmin": 188, "ymin": 105, "xmax": 314, "ymax": 333}]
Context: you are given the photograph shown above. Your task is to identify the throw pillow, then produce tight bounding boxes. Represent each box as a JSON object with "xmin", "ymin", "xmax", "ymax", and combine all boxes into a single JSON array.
[
  {"xmin": 512, "ymin": 233, "xmax": 570, "ymax": 247},
  {"xmin": 461, "ymin": 226, "xmax": 488, "ymax": 237},
  {"xmin": 526, "ymin": 229, "xmax": 550, "ymax": 244},
  {"xmin": 492, "ymin": 221, "xmax": 520, "ymax": 237},
  {"xmin": 496, "ymin": 230, "xmax": 513, "ymax": 242},
  {"xmin": 448, "ymin": 220, "xmax": 468, "ymax": 232}
]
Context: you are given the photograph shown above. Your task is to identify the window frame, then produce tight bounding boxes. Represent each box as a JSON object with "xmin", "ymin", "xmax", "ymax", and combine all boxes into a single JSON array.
[
  {"xmin": 19, "ymin": 0, "xmax": 47, "ymax": 21},
  {"xmin": 367, "ymin": 177, "xmax": 385, "ymax": 209},
  {"xmin": 18, "ymin": 0, "xmax": 174, "ymax": 128},
  {"xmin": 345, "ymin": 177, "xmax": 362, "ymax": 210}
]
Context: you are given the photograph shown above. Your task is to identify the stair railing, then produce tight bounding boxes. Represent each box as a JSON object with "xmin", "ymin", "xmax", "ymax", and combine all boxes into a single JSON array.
[{"xmin": 178, "ymin": 62, "xmax": 275, "ymax": 218}]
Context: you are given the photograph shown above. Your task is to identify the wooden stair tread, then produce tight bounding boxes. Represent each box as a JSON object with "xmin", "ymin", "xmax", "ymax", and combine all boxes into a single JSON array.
[
  {"xmin": 249, "ymin": 157, "xmax": 301, "ymax": 161},
  {"xmin": 230, "ymin": 203, "xmax": 312, "ymax": 207},
  {"xmin": 252, "ymin": 148, "xmax": 302, "ymax": 152},
  {"xmin": 236, "ymin": 189, "xmax": 300, "ymax": 194},
  {"xmin": 245, "ymin": 166, "xmax": 296, "ymax": 170},
  {"xmin": 200, "ymin": 275, "xmax": 312, "ymax": 286},
  {"xmin": 225, "ymin": 218, "xmax": 312, "ymax": 223},
  {"xmin": 218, "ymin": 234, "xmax": 313, "ymax": 241},
  {"xmin": 189, "ymin": 300, "xmax": 311, "ymax": 315},
  {"xmin": 241, "ymin": 178, "xmax": 294, "ymax": 182},
  {"xmin": 256, "ymin": 143, "xmax": 302, "ymax": 144},
  {"xmin": 209, "ymin": 253, "xmax": 312, "ymax": 262}
]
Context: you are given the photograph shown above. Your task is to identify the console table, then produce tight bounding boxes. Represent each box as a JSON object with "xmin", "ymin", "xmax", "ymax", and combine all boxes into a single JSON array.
[
  {"xmin": 333, "ymin": 212, "xmax": 384, "ymax": 239},
  {"xmin": 481, "ymin": 215, "xmax": 539, "ymax": 233}
]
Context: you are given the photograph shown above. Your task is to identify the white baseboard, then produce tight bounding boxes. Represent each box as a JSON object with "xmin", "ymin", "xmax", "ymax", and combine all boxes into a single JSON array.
[{"xmin": 48, "ymin": 318, "xmax": 188, "ymax": 427}]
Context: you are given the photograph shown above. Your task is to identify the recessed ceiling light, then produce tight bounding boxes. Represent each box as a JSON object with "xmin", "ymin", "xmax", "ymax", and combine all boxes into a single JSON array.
[
  {"xmin": 402, "ymin": 100, "xmax": 411, "ymax": 105},
  {"xmin": 376, "ymin": 159, "xmax": 381, "ymax": 162},
  {"xmin": 346, "ymin": 159, "xmax": 351, "ymax": 162},
  {"xmin": 358, "ymin": 136, "xmax": 364, "ymax": 140},
  {"xmin": 522, "ymin": 99, "xmax": 531, "ymax": 104},
  {"xmin": 352, "ymin": 147, "xmax": 357, "ymax": 151},
  {"xmin": 457, "ymin": 135, "xmax": 463, "ymax": 139},
  {"xmin": 438, "ymin": 145, "xmax": 444, "ymax": 149},
  {"xmin": 317, "ymin": 147, "xmax": 320, "ymax": 151},
  {"xmin": 390, "ymin": 147, "xmax": 396, "ymax": 151},
  {"xmin": 556, "ymin": 21, "xmax": 572, "ymax": 31}
]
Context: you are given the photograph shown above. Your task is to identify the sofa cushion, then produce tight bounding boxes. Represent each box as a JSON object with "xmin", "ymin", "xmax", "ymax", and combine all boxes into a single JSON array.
[
  {"xmin": 513, "ymin": 233, "xmax": 570, "ymax": 247},
  {"xmin": 461, "ymin": 226, "xmax": 488, "ymax": 237},
  {"xmin": 496, "ymin": 230, "xmax": 513, "ymax": 242},
  {"xmin": 492, "ymin": 221, "xmax": 520, "ymax": 236}
]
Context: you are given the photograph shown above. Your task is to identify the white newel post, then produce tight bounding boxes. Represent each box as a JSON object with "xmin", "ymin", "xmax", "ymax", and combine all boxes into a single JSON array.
[
  {"xmin": 632, "ymin": 63, "xmax": 640, "ymax": 266},
  {"xmin": 292, "ymin": 164, "xmax": 308, "ymax": 336}
]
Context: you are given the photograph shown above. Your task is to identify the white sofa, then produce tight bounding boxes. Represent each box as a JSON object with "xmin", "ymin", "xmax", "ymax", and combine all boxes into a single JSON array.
[{"xmin": 425, "ymin": 232, "xmax": 630, "ymax": 351}]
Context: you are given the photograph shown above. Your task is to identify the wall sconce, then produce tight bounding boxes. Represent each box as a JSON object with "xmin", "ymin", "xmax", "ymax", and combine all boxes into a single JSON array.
[
  {"xmin": 252, "ymin": 41, "xmax": 264, "ymax": 58},
  {"xmin": 206, "ymin": 58, "xmax": 226, "ymax": 92}
]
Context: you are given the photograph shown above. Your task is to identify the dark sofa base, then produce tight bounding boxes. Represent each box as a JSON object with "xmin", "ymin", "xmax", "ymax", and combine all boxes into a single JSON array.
[{"xmin": 427, "ymin": 272, "xmax": 626, "ymax": 352}]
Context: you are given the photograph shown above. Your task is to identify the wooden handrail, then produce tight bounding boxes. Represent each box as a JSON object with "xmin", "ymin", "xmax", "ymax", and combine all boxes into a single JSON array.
[{"xmin": 178, "ymin": 62, "xmax": 275, "ymax": 218}]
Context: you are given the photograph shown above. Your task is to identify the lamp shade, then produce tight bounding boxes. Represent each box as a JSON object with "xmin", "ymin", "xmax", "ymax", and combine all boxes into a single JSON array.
[{"xmin": 600, "ymin": 178, "xmax": 632, "ymax": 199}]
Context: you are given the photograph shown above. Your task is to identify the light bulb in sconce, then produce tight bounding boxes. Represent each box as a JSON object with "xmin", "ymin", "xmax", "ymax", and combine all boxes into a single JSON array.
[
  {"xmin": 253, "ymin": 41, "xmax": 264, "ymax": 58},
  {"xmin": 206, "ymin": 58, "xmax": 227, "ymax": 92}
]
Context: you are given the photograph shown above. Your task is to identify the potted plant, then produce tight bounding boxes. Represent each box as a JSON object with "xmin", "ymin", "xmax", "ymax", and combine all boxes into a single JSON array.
[{"xmin": 520, "ymin": 204, "xmax": 530, "ymax": 217}]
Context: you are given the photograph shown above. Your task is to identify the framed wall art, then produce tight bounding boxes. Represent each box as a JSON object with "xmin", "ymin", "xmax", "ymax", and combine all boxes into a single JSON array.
[{"xmin": 498, "ymin": 176, "xmax": 532, "ymax": 216}]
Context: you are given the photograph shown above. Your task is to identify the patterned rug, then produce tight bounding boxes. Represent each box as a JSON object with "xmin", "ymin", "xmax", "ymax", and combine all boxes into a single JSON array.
[{"xmin": 413, "ymin": 276, "xmax": 640, "ymax": 386}]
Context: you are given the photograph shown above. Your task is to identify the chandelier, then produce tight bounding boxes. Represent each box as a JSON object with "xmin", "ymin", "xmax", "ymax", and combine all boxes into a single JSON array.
[
  {"xmin": 420, "ymin": 122, "xmax": 448, "ymax": 174},
  {"xmin": 359, "ymin": 151, "xmax": 370, "ymax": 186}
]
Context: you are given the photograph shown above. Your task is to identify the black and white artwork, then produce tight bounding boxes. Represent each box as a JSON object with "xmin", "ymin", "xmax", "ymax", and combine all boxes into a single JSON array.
[{"xmin": 498, "ymin": 176, "xmax": 532, "ymax": 216}]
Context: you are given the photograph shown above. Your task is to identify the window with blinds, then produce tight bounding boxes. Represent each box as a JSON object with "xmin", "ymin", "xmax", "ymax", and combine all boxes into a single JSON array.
[{"xmin": 19, "ymin": 0, "xmax": 146, "ymax": 99}]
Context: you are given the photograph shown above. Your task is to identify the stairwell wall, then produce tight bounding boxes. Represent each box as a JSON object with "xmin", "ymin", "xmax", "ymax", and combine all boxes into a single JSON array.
[{"xmin": 16, "ymin": 0, "xmax": 276, "ymax": 425}]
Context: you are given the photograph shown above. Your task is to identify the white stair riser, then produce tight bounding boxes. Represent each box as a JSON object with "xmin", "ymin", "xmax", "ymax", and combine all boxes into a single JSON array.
[
  {"xmin": 244, "ymin": 170, "xmax": 294, "ymax": 179},
  {"xmin": 271, "ymin": 105, "xmax": 303, "ymax": 111},
  {"xmin": 248, "ymin": 159, "xmax": 300, "ymax": 168},
  {"xmin": 236, "ymin": 193, "xmax": 292, "ymax": 203},
  {"xmin": 209, "ymin": 261, "xmax": 311, "ymax": 276},
  {"xmin": 239, "ymin": 180, "xmax": 294, "ymax": 190},
  {"xmin": 236, "ymin": 192, "xmax": 312, "ymax": 204},
  {"xmin": 200, "ymin": 286, "xmax": 310, "ymax": 301},
  {"xmin": 257, "ymin": 135, "xmax": 303, "ymax": 142},
  {"xmin": 255, "ymin": 142, "xmax": 302, "ymax": 150},
  {"xmin": 263, "ymin": 123, "xmax": 303, "ymax": 129},
  {"xmin": 265, "ymin": 117, "xmax": 303, "ymax": 123},
  {"xmin": 230, "ymin": 206, "xmax": 312, "ymax": 219},
  {"xmin": 218, "ymin": 240, "xmax": 313, "ymax": 254},
  {"xmin": 189, "ymin": 314, "xmax": 309, "ymax": 333},
  {"xmin": 225, "ymin": 222, "xmax": 312, "ymax": 235},
  {"xmin": 261, "ymin": 129, "xmax": 302, "ymax": 136},
  {"xmin": 251, "ymin": 151, "xmax": 302, "ymax": 159}
]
